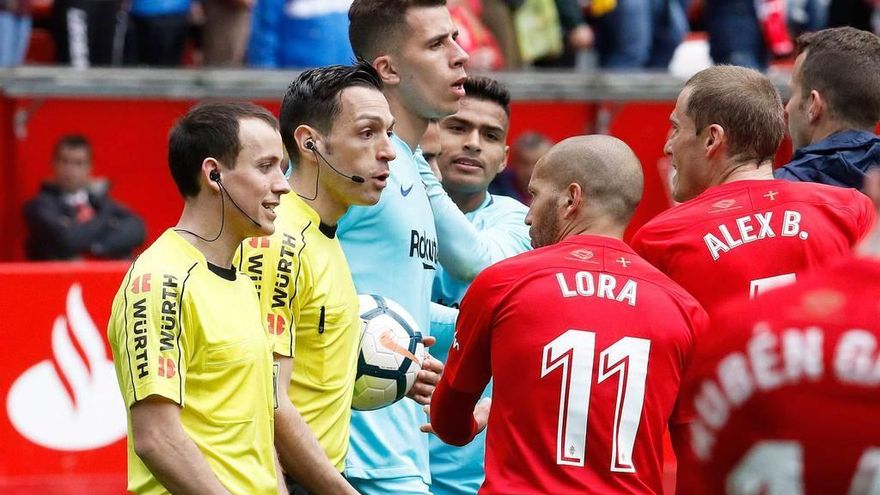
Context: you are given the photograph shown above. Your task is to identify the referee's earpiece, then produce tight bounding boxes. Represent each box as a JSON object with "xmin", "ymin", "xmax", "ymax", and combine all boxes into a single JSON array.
[
  {"xmin": 305, "ymin": 140, "xmax": 316, "ymax": 151},
  {"xmin": 210, "ymin": 169, "xmax": 221, "ymax": 182}
]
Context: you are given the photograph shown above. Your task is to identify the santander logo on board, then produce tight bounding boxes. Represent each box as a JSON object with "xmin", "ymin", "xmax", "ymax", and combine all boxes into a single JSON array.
[{"xmin": 6, "ymin": 284, "xmax": 126, "ymax": 451}]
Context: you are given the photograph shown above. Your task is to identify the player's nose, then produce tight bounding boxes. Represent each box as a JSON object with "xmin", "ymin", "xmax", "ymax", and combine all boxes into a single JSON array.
[
  {"xmin": 378, "ymin": 133, "xmax": 396, "ymax": 163},
  {"xmin": 464, "ymin": 130, "xmax": 481, "ymax": 153},
  {"xmin": 450, "ymin": 39, "xmax": 469, "ymax": 68},
  {"xmin": 663, "ymin": 138, "xmax": 673, "ymax": 156},
  {"xmin": 272, "ymin": 167, "xmax": 292, "ymax": 195}
]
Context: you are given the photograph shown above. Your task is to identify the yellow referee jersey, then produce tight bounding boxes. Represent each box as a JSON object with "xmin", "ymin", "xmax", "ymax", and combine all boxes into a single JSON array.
[
  {"xmin": 108, "ymin": 230, "xmax": 278, "ymax": 495},
  {"xmin": 237, "ymin": 193, "xmax": 360, "ymax": 471}
]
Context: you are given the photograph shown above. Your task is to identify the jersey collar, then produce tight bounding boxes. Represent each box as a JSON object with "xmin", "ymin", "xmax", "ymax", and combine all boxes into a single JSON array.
[{"xmin": 559, "ymin": 234, "xmax": 636, "ymax": 255}]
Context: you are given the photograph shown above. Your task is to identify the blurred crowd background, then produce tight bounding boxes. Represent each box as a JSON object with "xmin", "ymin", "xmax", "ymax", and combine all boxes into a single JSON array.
[
  {"xmin": 2, "ymin": 0, "xmax": 878, "ymax": 264},
  {"xmin": 1, "ymin": 0, "xmax": 878, "ymax": 72}
]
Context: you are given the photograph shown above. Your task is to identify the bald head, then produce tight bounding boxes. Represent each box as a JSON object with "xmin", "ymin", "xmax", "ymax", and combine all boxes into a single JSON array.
[{"xmin": 535, "ymin": 135, "xmax": 644, "ymax": 225}]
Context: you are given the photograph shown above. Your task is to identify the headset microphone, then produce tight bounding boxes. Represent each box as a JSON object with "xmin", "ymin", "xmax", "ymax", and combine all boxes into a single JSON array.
[{"xmin": 307, "ymin": 140, "xmax": 366, "ymax": 184}]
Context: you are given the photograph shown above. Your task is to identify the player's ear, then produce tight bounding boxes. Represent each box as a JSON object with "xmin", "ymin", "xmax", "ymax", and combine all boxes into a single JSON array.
[
  {"xmin": 373, "ymin": 55, "xmax": 399, "ymax": 86},
  {"xmin": 201, "ymin": 157, "xmax": 221, "ymax": 194},
  {"xmin": 563, "ymin": 182, "xmax": 581, "ymax": 218},
  {"xmin": 705, "ymin": 124, "xmax": 724, "ymax": 157},
  {"xmin": 497, "ymin": 145, "xmax": 510, "ymax": 173},
  {"xmin": 807, "ymin": 90, "xmax": 824, "ymax": 123},
  {"xmin": 293, "ymin": 125, "xmax": 319, "ymax": 159}
]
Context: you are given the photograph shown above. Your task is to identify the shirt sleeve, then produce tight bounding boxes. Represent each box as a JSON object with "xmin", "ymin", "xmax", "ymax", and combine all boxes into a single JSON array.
[
  {"xmin": 430, "ymin": 269, "xmax": 500, "ymax": 445},
  {"xmin": 430, "ymin": 380, "xmax": 482, "ymax": 446},
  {"xmin": 429, "ymin": 302, "xmax": 459, "ymax": 357},
  {"xmin": 443, "ymin": 268, "xmax": 502, "ymax": 391},
  {"xmin": 236, "ymin": 235, "xmax": 301, "ymax": 358},
  {"xmin": 431, "ymin": 270, "xmax": 501, "ymax": 445},
  {"xmin": 418, "ymin": 154, "xmax": 531, "ymax": 282},
  {"xmin": 853, "ymin": 189, "xmax": 878, "ymax": 241},
  {"xmin": 670, "ymin": 300, "xmax": 710, "ymax": 426},
  {"xmin": 110, "ymin": 264, "xmax": 189, "ymax": 408},
  {"xmin": 630, "ymin": 226, "xmax": 664, "ymax": 271}
]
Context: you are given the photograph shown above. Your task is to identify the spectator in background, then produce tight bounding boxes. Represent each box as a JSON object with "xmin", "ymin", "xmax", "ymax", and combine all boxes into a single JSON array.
[
  {"xmin": 248, "ymin": 0, "xmax": 353, "ymax": 68},
  {"xmin": 201, "ymin": 0, "xmax": 253, "ymax": 65},
  {"xmin": 827, "ymin": 0, "xmax": 875, "ymax": 32},
  {"xmin": 591, "ymin": 0, "xmax": 687, "ymax": 69},
  {"xmin": 124, "ymin": 0, "xmax": 191, "ymax": 66},
  {"xmin": 51, "ymin": 0, "xmax": 127, "ymax": 67},
  {"xmin": 776, "ymin": 27, "xmax": 880, "ymax": 189},
  {"xmin": 449, "ymin": 0, "xmax": 505, "ymax": 71},
  {"xmin": 512, "ymin": 0, "xmax": 564, "ymax": 65},
  {"xmin": 0, "ymin": 0, "xmax": 31, "ymax": 66},
  {"xmin": 705, "ymin": 0, "xmax": 794, "ymax": 70},
  {"xmin": 23, "ymin": 134, "xmax": 146, "ymax": 260},
  {"xmin": 533, "ymin": 0, "xmax": 593, "ymax": 68},
  {"xmin": 789, "ymin": 0, "xmax": 829, "ymax": 35},
  {"xmin": 480, "ymin": 0, "xmax": 521, "ymax": 69},
  {"xmin": 706, "ymin": 0, "xmax": 766, "ymax": 69},
  {"xmin": 489, "ymin": 131, "xmax": 551, "ymax": 204}
]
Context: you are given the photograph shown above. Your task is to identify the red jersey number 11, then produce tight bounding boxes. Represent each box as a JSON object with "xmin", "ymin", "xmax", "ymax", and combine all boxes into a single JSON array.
[{"xmin": 541, "ymin": 329, "xmax": 651, "ymax": 472}]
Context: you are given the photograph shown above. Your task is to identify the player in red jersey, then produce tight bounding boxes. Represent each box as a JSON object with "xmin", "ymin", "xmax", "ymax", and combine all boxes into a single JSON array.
[
  {"xmin": 631, "ymin": 65, "xmax": 876, "ymax": 314},
  {"xmin": 429, "ymin": 135, "xmax": 709, "ymax": 494},
  {"xmin": 675, "ymin": 170, "xmax": 880, "ymax": 494}
]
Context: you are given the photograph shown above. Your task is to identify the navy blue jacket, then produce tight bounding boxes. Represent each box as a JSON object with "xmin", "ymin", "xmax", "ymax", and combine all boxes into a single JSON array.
[{"xmin": 775, "ymin": 130, "xmax": 880, "ymax": 189}]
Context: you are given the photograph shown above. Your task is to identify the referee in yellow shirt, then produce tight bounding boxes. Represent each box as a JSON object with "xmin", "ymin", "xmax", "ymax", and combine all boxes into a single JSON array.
[
  {"xmin": 238, "ymin": 62, "xmax": 440, "ymax": 494},
  {"xmin": 107, "ymin": 102, "xmax": 291, "ymax": 494}
]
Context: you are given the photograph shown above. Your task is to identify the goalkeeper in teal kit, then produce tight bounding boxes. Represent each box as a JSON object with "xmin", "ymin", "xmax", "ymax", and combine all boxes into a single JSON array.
[
  {"xmin": 344, "ymin": 1, "xmax": 531, "ymax": 493},
  {"xmin": 341, "ymin": 1, "xmax": 470, "ymax": 493},
  {"xmin": 419, "ymin": 77, "xmax": 532, "ymax": 495}
]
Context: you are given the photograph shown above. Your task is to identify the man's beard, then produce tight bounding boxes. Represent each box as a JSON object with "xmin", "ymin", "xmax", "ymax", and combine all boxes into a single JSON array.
[{"xmin": 531, "ymin": 209, "xmax": 560, "ymax": 249}]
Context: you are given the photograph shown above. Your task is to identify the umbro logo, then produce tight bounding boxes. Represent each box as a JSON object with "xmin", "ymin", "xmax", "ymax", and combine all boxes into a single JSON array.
[
  {"xmin": 566, "ymin": 249, "xmax": 598, "ymax": 264},
  {"xmin": 798, "ymin": 289, "xmax": 845, "ymax": 317},
  {"xmin": 709, "ymin": 199, "xmax": 741, "ymax": 213},
  {"xmin": 400, "ymin": 184, "xmax": 414, "ymax": 197}
]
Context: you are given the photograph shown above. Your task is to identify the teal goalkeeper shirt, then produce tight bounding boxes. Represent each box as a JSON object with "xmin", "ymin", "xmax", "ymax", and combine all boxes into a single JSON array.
[
  {"xmin": 419, "ymin": 155, "xmax": 531, "ymax": 495},
  {"xmin": 340, "ymin": 134, "xmax": 438, "ymax": 482}
]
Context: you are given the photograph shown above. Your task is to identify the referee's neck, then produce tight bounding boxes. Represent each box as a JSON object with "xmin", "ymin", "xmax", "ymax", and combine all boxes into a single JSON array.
[{"xmin": 175, "ymin": 204, "xmax": 243, "ymax": 268}]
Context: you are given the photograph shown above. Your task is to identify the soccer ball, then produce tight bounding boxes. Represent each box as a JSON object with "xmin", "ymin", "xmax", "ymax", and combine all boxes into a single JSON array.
[{"xmin": 351, "ymin": 294, "xmax": 425, "ymax": 411}]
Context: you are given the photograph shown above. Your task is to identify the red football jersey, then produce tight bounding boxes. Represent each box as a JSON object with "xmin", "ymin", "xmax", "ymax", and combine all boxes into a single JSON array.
[
  {"xmin": 631, "ymin": 179, "xmax": 875, "ymax": 313},
  {"xmin": 431, "ymin": 235, "xmax": 708, "ymax": 494},
  {"xmin": 677, "ymin": 257, "xmax": 880, "ymax": 494}
]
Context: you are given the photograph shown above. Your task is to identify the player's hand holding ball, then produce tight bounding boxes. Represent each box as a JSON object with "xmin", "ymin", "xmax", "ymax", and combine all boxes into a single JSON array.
[
  {"xmin": 407, "ymin": 337, "xmax": 443, "ymax": 406},
  {"xmin": 352, "ymin": 294, "xmax": 436, "ymax": 411}
]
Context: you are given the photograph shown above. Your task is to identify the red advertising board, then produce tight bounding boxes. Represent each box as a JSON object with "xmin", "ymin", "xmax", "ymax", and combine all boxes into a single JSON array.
[{"xmin": 0, "ymin": 262, "xmax": 130, "ymax": 494}]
